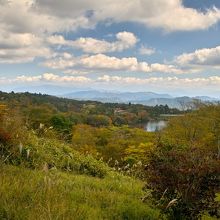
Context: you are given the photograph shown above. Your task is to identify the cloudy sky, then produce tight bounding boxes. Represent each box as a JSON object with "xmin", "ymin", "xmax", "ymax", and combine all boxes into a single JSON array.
[{"xmin": 1, "ymin": 0, "xmax": 220, "ymax": 97}]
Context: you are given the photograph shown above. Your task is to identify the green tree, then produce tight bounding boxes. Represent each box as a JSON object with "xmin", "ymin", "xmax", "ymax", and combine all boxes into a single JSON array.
[
  {"xmin": 72, "ymin": 124, "xmax": 97, "ymax": 153},
  {"xmin": 86, "ymin": 114, "xmax": 112, "ymax": 127}
]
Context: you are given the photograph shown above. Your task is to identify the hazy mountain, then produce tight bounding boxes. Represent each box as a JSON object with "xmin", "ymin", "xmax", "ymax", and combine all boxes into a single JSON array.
[
  {"xmin": 139, "ymin": 97, "xmax": 197, "ymax": 109},
  {"xmin": 63, "ymin": 90, "xmax": 219, "ymax": 109},
  {"xmin": 194, "ymin": 96, "xmax": 219, "ymax": 102},
  {"xmin": 3, "ymin": 86, "xmax": 218, "ymax": 109},
  {"xmin": 63, "ymin": 90, "xmax": 172, "ymax": 103}
]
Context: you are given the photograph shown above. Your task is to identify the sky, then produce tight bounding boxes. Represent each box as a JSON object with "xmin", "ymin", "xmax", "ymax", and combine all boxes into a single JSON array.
[{"xmin": 1, "ymin": 0, "xmax": 220, "ymax": 97}]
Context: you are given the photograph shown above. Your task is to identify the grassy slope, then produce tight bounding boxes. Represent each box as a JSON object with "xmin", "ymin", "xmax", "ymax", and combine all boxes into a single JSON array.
[
  {"xmin": 0, "ymin": 131, "xmax": 161, "ymax": 220},
  {"xmin": 0, "ymin": 165, "xmax": 160, "ymax": 220}
]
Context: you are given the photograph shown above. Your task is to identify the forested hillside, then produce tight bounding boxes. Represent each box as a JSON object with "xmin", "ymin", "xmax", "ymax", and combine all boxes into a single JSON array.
[{"xmin": 0, "ymin": 91, "xmax": 219, "ymax": 220}]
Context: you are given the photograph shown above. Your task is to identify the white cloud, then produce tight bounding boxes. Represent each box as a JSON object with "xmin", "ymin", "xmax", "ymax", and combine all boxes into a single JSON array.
[
  {"xmin": 0, "ymin": 0, "xmax": 91, "ymax": 63},
  {"xmin": 139, "ymin": 45, "xmax": 156, "ymax": 55},
  {"xmin": 97, "ymin": 75, "xmax": 220, "ymax": 86},
  {"xmin": 3, "ymin": 73, "xmax": 220, "ymax": 87},
  {"xmin": 115, "ymin": 32, "xmax": 138, "ymax": 48},
  {"xmin": 72, "ymin": 37, "xmax": 114, "ymax": 53},
  {"xmin": 144, "ymin": 3, "xmax": 220, "ymax": 32},
  {"xmin": 2, "ymin": 73, "xmax": 220, "ymax": 96},
  {"xmin": 0, "ymin": 0, "xmax": 92, "ymax": 35},
  {"xmin": 176, "ymin": 46, "xmax": 220, "ymax": 67},
  {"xmin": 43, "ymin": 53, "xmax": 77, "ymax": 70},
  {"xmin": 43, "ymin": 53, "xmax": 182, "ymax": 74},
  {"xmin": 80, "ymin": 54, "xmax": 139, "ymax": 70},
  {"xmin": 47, "ymin": 35, "xmax": 67, "ymax": 45},
  {"xmin": 48, "ymin": 31, "xmax": 138, "ymax": 53},
  {"xmin": 96, "ymin": 75, "xmax": 220, "ymax": 95},
  {"xmin": 0, "ymin": 0, "xmax": 219, "ymax": 64},
  {"xmin": 34, "ymin": 0, "xmax": 220, "ymax": 32},
  {"xmin": 0, "ymin": 31, "xmax": 52, "ymax": 63},
  {"xmin": 42, "ymin": 73, "xmax": 91, "ymax": 83},
  {"xmin": 84, "ymin": 54, "xmax": 183, "ymax": 73},
  {"xmin": 16, "ymin": 75, "xmax": 43, "ymax": 82},
  {"xmin": 1, "ymin": 0, "xmax": 218, "ymax": 38},
  {"xmin": 0, "ymin": 0, "xmax": 220, "ymax": 72},
  {"xmin": 14, "ymin": 73, "xmax": 91, "ymax": 84}
]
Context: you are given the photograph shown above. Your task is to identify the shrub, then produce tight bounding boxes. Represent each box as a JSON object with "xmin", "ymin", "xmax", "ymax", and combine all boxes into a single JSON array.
[
  {"xmin": 1, "ymin": 132, "xmax": 109, "ymax": 178},
  {"xmin": 145, "ymin": 145, "xmax": 220, "ymax": 219}
]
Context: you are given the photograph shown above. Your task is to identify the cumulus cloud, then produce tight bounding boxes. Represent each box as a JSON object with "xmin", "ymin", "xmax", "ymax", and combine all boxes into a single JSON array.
[
  {"xmin": 139, "ymin": 45, "xmax": 156, "ymax": 55},
  {"xmin": 0, "ymin": 0, "xmax": 92, "ymax": 35},
  {"xmin": 2, "ymin": 73, "xmax": 220, "ymax": 96},
  {"xmin": 43, "ymin": 53, "xmax": 182, "ymax": 74},
  {"xmin": 34, "ymin": 0, "xmax": 220, "ymax": 32},
  {"xmin": 0, "ymin": 0, "xmax": 91, "ymax": 63},
  {"xmin": 0, "ymin": 31, "xmax": 52, "ymax": 63},
  {"xmin": 3, "ymin": 73, "xmax": 220, "ymax": 88},
  {"xmin": 14, "ymin": 73, "xmax": 91, "ymax": 84},
  {"xmin": 0, "ymin": 0, "xmax": 220, "ymax": 64},
  {"xmin": 80, "ymin": 54, "xmax": 140, "ymax": 70},
  {"xmin": 1, "ymin": 0, "xmax": 219, "ymax": 39},
  {"xmin": 175, "ymin": 46, "xmax": 220, "ymax": 67},
  {"xmin": 47, "ymin": 31, "xmax": 138, "ymax": 53},
  {"xmin": 96, "ymin": 75, "xmax": 220, "ymax": 95},
  {"xmin": 96, "ymin": 75, "xmax": 220, "ymax": 86},
  {"xmin": 0, "ymin": 0, "xmax": 220, "ymax": 76},
  {"xmin": 43, "ymin": 53, "xmax": 77, "ymax": 70},
  {"xmin": 80, "ymin": 54, "xmax": 181, "ymax": 73}
]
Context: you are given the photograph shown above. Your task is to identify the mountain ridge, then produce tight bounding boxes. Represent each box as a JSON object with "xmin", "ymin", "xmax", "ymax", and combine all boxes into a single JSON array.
[{"xmin": 62, "ymin": 90, "xmax": 219, "ymax": 109}]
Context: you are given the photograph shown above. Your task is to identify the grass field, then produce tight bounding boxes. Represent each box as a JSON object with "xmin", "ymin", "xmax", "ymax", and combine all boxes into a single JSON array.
[{"xmin": 0, "ymin": 165, "xmax": 161, "ymax": 220}]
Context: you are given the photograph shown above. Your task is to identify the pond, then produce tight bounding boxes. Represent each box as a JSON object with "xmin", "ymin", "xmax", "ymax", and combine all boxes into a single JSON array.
[{"xmin": 145, "ymin": 120, "xmax": 167, "ymax": 132}]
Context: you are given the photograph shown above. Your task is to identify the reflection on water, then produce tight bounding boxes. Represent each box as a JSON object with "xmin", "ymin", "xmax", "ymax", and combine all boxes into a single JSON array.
[{"xmin": 145, "ymin": 120, "xmax": 167, "ymax": 132}]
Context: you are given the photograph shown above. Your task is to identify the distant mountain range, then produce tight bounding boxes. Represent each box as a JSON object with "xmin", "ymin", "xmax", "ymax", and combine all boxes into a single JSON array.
[
  {"xmin": 63, "ymin": 90, "xmax": 172, "ymax": 102},
  {"xmin": 63, "ymin": 90, "xmax": 219, "ymax": 109},
  {"xmin": 4, "ymin": 85, "xmax": 219, "ymax": 109}
]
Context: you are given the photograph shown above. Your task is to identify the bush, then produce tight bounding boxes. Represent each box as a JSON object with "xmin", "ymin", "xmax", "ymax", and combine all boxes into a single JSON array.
[
  {"xmin": 1, "ymin": 129, "xmax": 109, "ymax": 178},
  {"xmin": 144, "ymin": 106, "xmax": 220, "ymax": 219},
  {"xmin": 145, "ymin": 144, "xmax": 220, "ymax": 219}
]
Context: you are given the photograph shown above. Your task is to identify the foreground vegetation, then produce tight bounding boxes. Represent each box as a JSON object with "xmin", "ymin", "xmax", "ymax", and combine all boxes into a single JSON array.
[
  {"xmin": 0, "ymin": 165, "xmax": 161, "ymax": 220},
  {"xmin": 0, "ymin": 92, "xmax": 219, "ymax": 219},
  {"xmin": 0, "ymin": 122, "xmax": 160, "ymax": 219}
]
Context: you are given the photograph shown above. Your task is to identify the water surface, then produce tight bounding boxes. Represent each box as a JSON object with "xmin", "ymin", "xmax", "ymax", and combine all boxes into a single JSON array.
[{"xmin": 145, "ymin": 120, "xmax": 167, "ymax": 132}]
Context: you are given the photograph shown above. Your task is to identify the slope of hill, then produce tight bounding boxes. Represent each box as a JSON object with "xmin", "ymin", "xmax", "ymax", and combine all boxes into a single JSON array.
[
  {"xmin": 0, "ymin": 120, "xmax": 161, "ymax": 219},
  {"xmin": 1, "ymin": 165, "xmax": 160, "ymax": 220},
  {"xmin": 0, "ymin": 93, "xmax": 162, "ymax": 219},
  {"xmin": 0, "ymin": 91, "xmax": 219, "ymax": 220}
]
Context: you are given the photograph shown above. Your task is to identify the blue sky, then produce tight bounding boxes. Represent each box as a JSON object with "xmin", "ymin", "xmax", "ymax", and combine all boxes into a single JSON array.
[{"xmin": 0, "ymin": 0, "xmax": 220, "ymax": 97}]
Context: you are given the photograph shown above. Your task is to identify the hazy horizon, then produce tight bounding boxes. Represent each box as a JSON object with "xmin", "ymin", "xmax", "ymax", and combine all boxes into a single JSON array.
[{"xmin": 1, "ymin": 84, "xmax": 219, "ymax": 99}]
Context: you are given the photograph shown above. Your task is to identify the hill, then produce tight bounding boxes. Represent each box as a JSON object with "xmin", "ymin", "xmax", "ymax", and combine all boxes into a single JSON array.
[
  {"xmin": 0, "ymin": 134, "xmax": 160, "ymax": 219},
  {"xmin": 0, "ymin": 91, "xmax": 219, "ymax": 220},
  {"xmin": 0, "ymin": 92, "xmax": 162, "ymax": 219}
]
